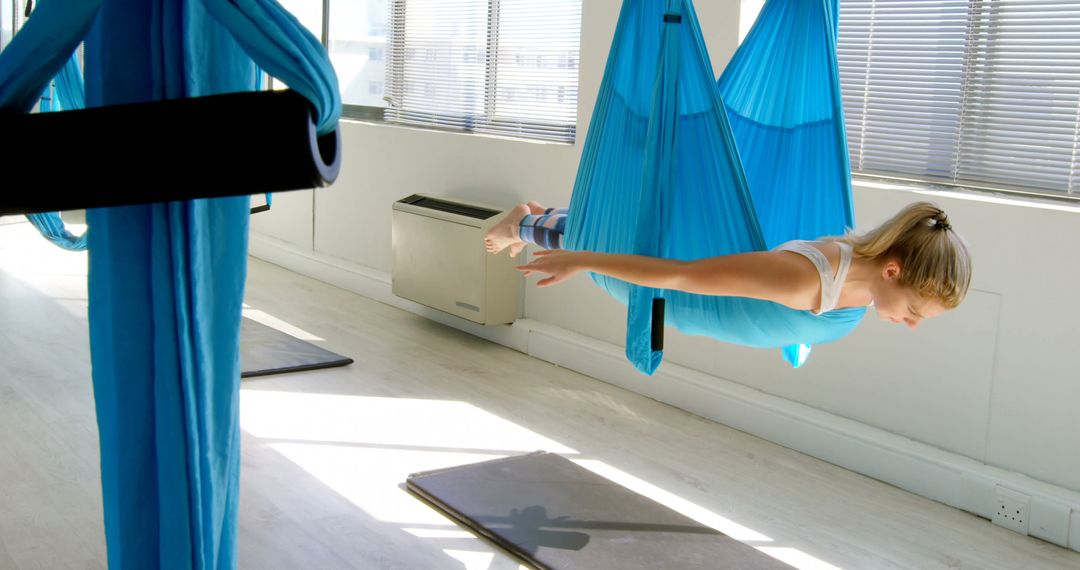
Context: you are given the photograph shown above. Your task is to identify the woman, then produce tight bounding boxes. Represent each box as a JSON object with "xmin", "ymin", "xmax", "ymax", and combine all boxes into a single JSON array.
[{"xmin": 486, "ymin": 201, "xmax": 972, "ymax": 327}]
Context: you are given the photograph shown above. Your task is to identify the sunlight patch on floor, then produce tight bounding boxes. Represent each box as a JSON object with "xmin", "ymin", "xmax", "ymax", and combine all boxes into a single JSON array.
[
  {"xmin": 757, "ymin": 547, "xmax": 842, "ymax": 570},
  {"xmin": 242, "ymin": 306, "xmax": 325, "ymax": 341},
  {"xmin": 402, "ymin": 528, "xmax": 478, "ymax": 539},
  {"xmin": 240, "ymin": 390, "xmax": 576, "ymax": 453},
  {"xmin": 573, "ymin": 459, "xmax": 772, "ymax": 542},
  {"xmin": 444, "ymin": 549, "xmax": 495, "ymax": 569}
]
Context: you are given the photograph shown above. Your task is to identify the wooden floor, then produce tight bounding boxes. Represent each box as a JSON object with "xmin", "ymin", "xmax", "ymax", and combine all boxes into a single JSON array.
[{"xmin": 2, "ymin": 219, "xmax": 1078, "ymax": 569}]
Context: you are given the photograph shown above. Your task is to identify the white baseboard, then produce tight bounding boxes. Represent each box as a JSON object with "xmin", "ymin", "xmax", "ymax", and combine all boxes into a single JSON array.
[{"xmin": 249, "ymin": 232, "xmax": 1080, "ymax": 551}]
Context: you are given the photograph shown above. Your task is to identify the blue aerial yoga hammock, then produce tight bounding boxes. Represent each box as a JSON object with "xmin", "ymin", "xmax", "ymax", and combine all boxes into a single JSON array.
[
  {"xmin": 0, "ymin": 1, "xmax": 340, "ymax": 568},
  {"xmin": 565, "ymin": 0, "xmax": 866, "ymax": 375},
  {"xmin": 25, "ymin": 52, "xmax": 88, "ymax": 251}
]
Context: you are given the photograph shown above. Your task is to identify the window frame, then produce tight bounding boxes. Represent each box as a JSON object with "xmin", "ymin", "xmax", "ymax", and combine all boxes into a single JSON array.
[
  {"xmin": 837, "ymin": 0, "xmax": 1080, "ymax": 204},
  {"xmin": 326, "ymin": 0, "xmax": 580, "ymax": 143},
  {"xmin": 278, "ymin": 0, "xmax": 579, "ymax": 139},
  {"xmin": 324, "ymin": 0, "xmax": 388, "ymax": 122}
]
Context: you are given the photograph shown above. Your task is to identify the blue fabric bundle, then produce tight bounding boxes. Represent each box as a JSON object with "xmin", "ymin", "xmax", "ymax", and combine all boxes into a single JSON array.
[
  {"xmin": 27, "ymin": 52, "xmax": 88, "ymax": 252},
  {"xmin": 0, "ymin": 0, "xmax": 340, "ymax": 567},
  {"xmin": 26, "ymin": 211, "xmax": 87, "ymax": 250},
  {"xmin": 565, "ymin": 0, "xmax": 865, "ymax": 375}
]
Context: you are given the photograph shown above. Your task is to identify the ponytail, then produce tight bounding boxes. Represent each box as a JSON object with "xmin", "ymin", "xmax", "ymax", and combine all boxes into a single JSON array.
[{"xmin": 828, "ymin": 201, "xmax": 972, "ymax": 308}]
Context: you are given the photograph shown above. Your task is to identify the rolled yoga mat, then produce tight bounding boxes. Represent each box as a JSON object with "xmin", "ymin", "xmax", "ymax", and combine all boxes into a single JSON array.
[
  {"xmin": 0, "ymin": 89, "xmax": 341, "ymax": 215},
  {"xmin": 240, "ymin": 317, "xmax": 353, "ymax": 379},
  {"xmin": 406, "ymin": 451, "xmax": 791, "ymax": 569}
]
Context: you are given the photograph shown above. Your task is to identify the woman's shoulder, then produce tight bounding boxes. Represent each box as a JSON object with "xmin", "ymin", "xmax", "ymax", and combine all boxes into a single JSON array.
[
  {"xmin": 763, "ymin": 243, "xmax": 832, "ymax": 312},
  {"xmin": 775, "ymin": 240, "xmax": 844, "ymax": 272}
]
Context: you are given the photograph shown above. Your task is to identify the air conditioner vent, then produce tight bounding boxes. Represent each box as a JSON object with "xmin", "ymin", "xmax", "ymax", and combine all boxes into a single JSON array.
[{"xmin": 397, "ymin": 194, "xmax": 500, "ymax": 220}]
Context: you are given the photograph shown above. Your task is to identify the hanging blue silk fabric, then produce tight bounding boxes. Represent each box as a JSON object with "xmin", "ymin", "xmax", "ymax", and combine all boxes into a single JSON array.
[
  {"xmin": 36, "ymin": 50, "xmax": 83, "ymax": 112},
  {"xmin": 51, "ymin": 51, "xmax": 86, "ymax": 111},
  {"xmin": 718, "ymin": 0, "xmax": 853, "ymax": 248},
  {"xmin": 26, "ymin": 52, "xmax": 88, "ymax": 251},
  {"xmin": 565, "ymin": 0, "xmax": 865, "ymax": 375},
  {"xmin": 0, "ymin": 1, "xmax": 340, "ymax": 568},
  {"xmin": 26, "ymin": 211, "xmax": 88, "ymax": 250}
]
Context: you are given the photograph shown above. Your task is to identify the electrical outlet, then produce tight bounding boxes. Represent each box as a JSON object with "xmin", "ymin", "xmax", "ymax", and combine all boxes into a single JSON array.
[{"xmin": 993, "ymin": 486, "xmax": 1031, "ymax": 535}]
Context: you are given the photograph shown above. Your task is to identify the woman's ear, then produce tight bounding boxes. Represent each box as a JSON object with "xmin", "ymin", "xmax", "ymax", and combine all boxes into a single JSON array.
[{"xmin": 882, "ymin": 259, "xmax": 902, "ymax": 280}]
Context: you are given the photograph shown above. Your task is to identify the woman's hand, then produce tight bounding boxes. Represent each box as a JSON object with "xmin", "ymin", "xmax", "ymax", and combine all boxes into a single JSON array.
[{"xmin": 515, "ymin": 250, "xmax": 589, "ymax": 287}]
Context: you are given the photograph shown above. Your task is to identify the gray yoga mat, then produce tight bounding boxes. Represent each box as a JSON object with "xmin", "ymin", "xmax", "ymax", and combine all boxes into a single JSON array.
[
  {"xmin": 240, "ymin": 317, "xmax": 353, "ymax": 378},
  {"xmin": 406, "ymin": 451, "xmax": 790, "ymax": 569}
]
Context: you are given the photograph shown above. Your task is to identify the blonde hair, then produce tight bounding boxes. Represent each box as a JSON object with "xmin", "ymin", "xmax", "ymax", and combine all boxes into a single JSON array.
[{"xmin": 827, "ymin": 201, "xmax": 972, "ymax": 309}]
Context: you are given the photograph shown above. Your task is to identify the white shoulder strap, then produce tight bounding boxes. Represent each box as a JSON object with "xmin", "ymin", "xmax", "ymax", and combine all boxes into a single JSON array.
[{"xmin": 775, "ymin": 240, "xmax": 842, "ymax": 314}]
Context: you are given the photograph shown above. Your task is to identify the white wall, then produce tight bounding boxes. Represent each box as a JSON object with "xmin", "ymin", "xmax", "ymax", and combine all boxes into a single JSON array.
[{"xmin": 251, "ymin": 0, "xmax": 1080, "ymax": 543}]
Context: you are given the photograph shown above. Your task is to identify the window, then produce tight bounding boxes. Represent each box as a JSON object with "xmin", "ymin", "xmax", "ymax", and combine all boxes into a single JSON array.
[
  {"xmin": 838, "ymin": 0, "xmax": 1080, "ymax": 199},
  {"xmin": 265, "ymin": 1, "xmax": 390, "ymax": 119},
  {"xmin": 1, "ymin": 0, "xmax": 13, "ymax": 52},
  {"xmin": 1, "ymin": 0, "xmax": 26, "ymax": 53},
  {"xmin": 330, "ymin": 0, "xmax": 390, "ymax": 113},
  {"xmin": 274, "ymin": 0, "xmax": 580, "ymax": 139},
  {"xmin": 384, "ymin": 0, "xmax": 583, "ymax": 143}
]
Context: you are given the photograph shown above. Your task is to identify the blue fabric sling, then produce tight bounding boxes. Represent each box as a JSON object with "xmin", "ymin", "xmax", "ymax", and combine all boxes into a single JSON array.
[
  {"xmin": 0, "ymin": 1, "xmax": 340, "ymax": 568},
  {"xmin": 565, "ymin": 0, "xmax": 865, "ymax": 375},
  {"xmin": 51, "ymin": 51, "xmax": 86, "ymax": 111},
  {"xmin": 26, "ymin": 211, "xmax": 87, "ymax": 250},
  {"xmin": 26, "ymin": 52, "xmax": 88, "ymax": 252}
]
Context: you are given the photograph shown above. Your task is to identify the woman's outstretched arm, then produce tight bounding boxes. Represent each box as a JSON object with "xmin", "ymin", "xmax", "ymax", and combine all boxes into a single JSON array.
[{"xmin": 516, "ymin": 249, "xmax": 820, "ymax": 310}]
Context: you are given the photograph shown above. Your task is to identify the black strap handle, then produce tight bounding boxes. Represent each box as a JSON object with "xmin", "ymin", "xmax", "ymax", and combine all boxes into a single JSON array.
[{"xmin": 651, "ymin": 298, "xmax": 665, "ymax": 351}]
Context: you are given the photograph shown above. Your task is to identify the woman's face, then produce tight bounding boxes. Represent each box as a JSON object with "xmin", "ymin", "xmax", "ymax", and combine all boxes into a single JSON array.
[{"xmin": 870, "ymin": 260, "xmax": 948, "ymax": 329}]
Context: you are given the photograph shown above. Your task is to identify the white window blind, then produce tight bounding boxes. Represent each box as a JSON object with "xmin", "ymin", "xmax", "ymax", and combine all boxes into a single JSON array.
[
  {"xmin": 838, "ymin": 0, "xmax": 1080, "ymax": 198},
  {"xmin": 1, "ymin": 0, "xmax": 23, "ymax": 53},
  {"xmin": 385, "ymin": 0, "xmax": 582, "ymax": 143}
]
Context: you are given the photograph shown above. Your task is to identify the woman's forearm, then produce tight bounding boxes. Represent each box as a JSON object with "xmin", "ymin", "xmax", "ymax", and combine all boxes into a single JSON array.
[
  {"xmin": 518, "ymin": 247, "xmax": 816, "ymax": 306},
  {"xmin": 576, "ymin": 251, "xmax": 689, "ymax": 289}
]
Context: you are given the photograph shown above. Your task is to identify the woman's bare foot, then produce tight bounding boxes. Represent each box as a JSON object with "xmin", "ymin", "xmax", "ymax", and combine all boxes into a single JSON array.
[{"xmin": 485, "ymin": 204, "xmax": 531, "ymax": 256}]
